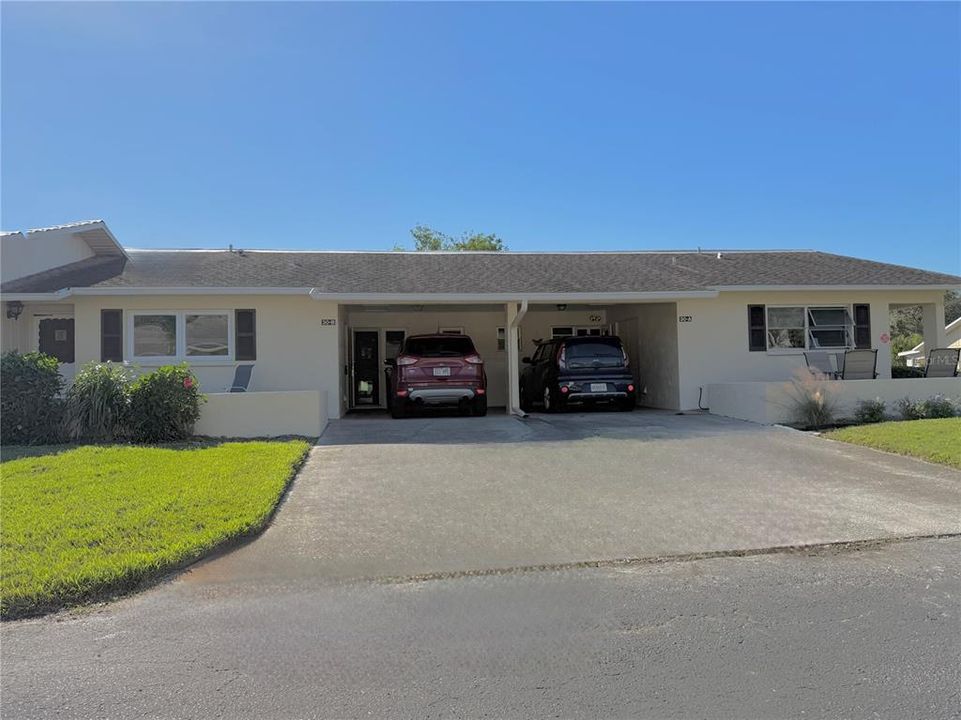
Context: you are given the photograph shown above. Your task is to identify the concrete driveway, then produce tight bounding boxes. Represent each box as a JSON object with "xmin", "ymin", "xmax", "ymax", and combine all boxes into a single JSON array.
[{"xmin": 183, "ymin": 410, "xmax": 961, "ymax": 589}]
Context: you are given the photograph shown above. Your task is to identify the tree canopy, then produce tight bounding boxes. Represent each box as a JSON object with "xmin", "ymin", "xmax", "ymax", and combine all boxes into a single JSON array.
[{"xmin": 395, "ymin": 225, "xmax": 507, "ymax": 252}]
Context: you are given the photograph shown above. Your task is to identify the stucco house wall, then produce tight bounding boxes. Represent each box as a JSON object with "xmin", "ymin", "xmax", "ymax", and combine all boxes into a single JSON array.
[
  {"xmin": 675, "ymin": 290, "xmax": 947, "ymax": 411},
  {"xmin": 70, "ymin": 294, "xmax": 343, "ymax": 421}
]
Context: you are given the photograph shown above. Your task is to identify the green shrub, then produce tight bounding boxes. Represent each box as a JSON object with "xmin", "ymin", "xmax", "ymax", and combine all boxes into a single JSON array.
[
  {"xmin": 920, "ymin": 395, "xmax": 957, "ymax": 419},
  {"xmin": 64, "ymin": 362, "xmax": 132, "ymax": 442},
  {"xmin": 896, "ymin": 397, "xmax": 925, "ymax": 421},
  {"xmin": 129, "ymin": 364, "xmax": 205, "ymax": 442},
  {"xmin": 891, "ymin": 365, "xmax": 924, "ymax": 379},
  {"xmin": 0, "ymin": 351, "xmax": 64, "ymax": 445},
  {"xmin": 854, "ymin": 398, "xmax": 886, "ymax": 424}
]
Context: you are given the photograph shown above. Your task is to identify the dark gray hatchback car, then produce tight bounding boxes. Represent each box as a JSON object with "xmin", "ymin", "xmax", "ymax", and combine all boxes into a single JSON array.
[{"xmin": 519, "ymin": 335, "xmax": 636, "ymax": 412}]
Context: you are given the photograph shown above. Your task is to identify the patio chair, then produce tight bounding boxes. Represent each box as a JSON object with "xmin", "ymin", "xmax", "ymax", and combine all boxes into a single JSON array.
[
  {"xmin": 924, "ymin": 348, "xmax": 960, "ymax": 378},
  {"xmin": 227, "ymin": 364, "xmax": 254, "ymax": 392},
  {"xmin": 840, "ymin": 349, "xmax": 877, "ymax": 380},
  {"xmin": 803, "ymin": 351, "xmax": 839, "ymax": 379}
]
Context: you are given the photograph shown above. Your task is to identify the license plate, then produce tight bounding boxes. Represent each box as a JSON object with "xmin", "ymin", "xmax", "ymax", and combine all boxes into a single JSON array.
[
  {"xmin": 433, "ymin": 367, "xmax": 451, "ymax": 377},
  {"xmin": 590, "ymin": 383, "xmax": 607, "ymax": 392}
]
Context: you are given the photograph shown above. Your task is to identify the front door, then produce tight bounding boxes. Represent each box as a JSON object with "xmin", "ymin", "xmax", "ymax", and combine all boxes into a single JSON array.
[
  {"xmin": 38, "ymin": 317, "xmax": 75, "ymax": 363},
  {"xmin": 352, "ymin": 330, "xmax": 380, "ymax": 407}
]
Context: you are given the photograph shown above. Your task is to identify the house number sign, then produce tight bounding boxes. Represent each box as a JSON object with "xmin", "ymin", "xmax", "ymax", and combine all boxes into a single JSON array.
[
  {"xmin": 321, "ymin": 318, "xmax": 337, "ymax": 326},
  {"xmin": 678, "ymin": 315, "xmax": 693, "ymax": 323}
]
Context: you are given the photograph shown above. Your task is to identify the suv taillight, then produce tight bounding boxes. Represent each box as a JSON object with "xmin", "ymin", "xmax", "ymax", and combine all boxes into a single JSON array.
[
  {"xmin": 464, "ymin": 354, "xmax": 483, "ymax": 365},
  {"xmin": 557, "ymin": 346, "xmax": 566, "ymax": 370},
  {"xmin": 396, "ymin": 355, "xmax": 417, "ymax": 366}
]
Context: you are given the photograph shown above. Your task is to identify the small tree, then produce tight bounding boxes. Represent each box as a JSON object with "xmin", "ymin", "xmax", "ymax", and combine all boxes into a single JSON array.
[{"xmin": 398, "ymin": 225, "xmax": 507, "ymax": 252}]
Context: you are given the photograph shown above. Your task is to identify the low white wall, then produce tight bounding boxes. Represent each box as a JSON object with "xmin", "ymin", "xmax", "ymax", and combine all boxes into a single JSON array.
[
  {"xmin": 195, "ymin": 390, "xmax": 327, "ymax": 438},
  {"xmin": 707, "ymin": 378, "xmax": 961, "ymax": 425}
]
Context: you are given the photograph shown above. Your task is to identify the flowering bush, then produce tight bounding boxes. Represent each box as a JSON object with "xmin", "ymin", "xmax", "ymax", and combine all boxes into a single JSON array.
[
  {"xmin": 64, "ymin": 362, "xmax": 132, "ymax": 442},
  {"xmin": 129, "ymin": 364, "xmax": 205, "ymax": 442},
  {"xmin": 0, "ymin": 351, "xmax": 64, "ymax": 445}
]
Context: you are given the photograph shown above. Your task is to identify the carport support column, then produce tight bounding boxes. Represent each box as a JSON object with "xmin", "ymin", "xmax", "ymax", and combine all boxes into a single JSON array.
[
  {"xmin": 921, "ymin": 302, "xmax": 947, "ymax": 358},
  {"xmin": 506, "ymin": 300, "xmax": 528, "ymax": 416}
]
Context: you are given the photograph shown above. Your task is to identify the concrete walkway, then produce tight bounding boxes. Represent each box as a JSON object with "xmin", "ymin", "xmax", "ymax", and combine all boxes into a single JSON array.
[{"xmin": 181, "ymin": 411, "xmax": 961, "ymax": 590}]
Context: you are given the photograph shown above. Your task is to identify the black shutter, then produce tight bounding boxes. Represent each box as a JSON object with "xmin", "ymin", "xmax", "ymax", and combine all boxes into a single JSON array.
[
  {"xmin": 235, "ymin": 309, "xmax": 256, "ymax": 361},
  {"xmin": 101, "ymin": 310, "xmax": 123, "ymax": 362},
  {"xmin": 748, "ymin": 305, "xmax": 766, "ymax": 351},
  {"xmin": 853, "ymin": 304, "xmax": 871, "ymax": 348}
]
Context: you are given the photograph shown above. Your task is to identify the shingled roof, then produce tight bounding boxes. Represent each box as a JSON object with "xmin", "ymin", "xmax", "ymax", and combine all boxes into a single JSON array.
[{"xmin": 2, "ymin": 249, "xmax": 958, "ymax": 295}]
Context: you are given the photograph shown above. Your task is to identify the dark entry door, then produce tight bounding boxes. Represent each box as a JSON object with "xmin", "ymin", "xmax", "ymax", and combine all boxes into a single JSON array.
[
  {"xmin": 352, "ymin": 330, "xmax": 380, "ymax": 406},
  {"xmin": 38, "ymin": 318, "xmax": 75, "ymax": 363}
]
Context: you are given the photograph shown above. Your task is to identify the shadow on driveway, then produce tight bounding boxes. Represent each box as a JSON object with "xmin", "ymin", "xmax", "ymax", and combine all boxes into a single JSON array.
[{"xmin": 320, "ymin": 408, "xmax": 766, "ymax": 446}]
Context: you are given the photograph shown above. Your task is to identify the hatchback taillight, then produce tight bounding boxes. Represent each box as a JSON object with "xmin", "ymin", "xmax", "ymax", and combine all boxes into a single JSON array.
[
  {"xmin": 396, "ymin": 355, "xmax": 417, "ymax": 366},
  {"xmin": 464, "ymin": 354, "xmax": 483, "ymax": 365}
]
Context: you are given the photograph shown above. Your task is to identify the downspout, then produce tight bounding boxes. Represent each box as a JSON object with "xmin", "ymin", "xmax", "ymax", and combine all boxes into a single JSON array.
[{"xmin": 508, "ymin": 299, "xmax": 529, "ymax": 418}]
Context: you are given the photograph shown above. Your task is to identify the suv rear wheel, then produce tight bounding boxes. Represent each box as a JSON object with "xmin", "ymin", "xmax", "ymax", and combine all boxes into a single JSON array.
[{"xmin": 472, "ymin": 396, "xmax": 488, "ymax": 417}]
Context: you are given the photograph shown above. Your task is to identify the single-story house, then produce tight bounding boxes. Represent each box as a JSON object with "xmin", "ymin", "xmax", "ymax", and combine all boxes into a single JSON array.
[
  {"xmin": 898, "ymin": 316, "xmax": 961, "ymax": 368},
  {"xmin": 2, "ymin": 220, "xmax": 959, "ymax": 434}
]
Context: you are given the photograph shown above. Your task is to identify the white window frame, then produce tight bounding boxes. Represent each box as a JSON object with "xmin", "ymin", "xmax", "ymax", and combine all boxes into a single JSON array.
[
  {"xmin": 496, "ymin": 327, "xmax": 506, "ymax": 352},
  {"xmin": 128, "ymin": 310, "xmax": 234, "ymax": 364},
  {"xmin": 439, "ymin": 326, "xmax": 464, "ymax": 335},
  {"xmin": 766, "ymin": 305, "xmax": 854, "ymax": 354}
]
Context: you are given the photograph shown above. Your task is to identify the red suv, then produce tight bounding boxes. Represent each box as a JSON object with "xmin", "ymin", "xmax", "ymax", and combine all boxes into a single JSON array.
[{"xmin": 385, "ymin": 334, "xmax": 487, "ymax": 418}]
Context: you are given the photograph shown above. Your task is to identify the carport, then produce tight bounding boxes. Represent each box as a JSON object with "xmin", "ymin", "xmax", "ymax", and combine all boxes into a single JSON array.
[{"xmin": 340, "ymin": 296, "xmax": 691, "ymax": 416}]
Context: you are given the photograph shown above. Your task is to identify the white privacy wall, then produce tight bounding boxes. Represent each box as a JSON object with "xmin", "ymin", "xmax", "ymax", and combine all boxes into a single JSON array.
[
  {"xmin": 674, "ymin": 290, "xmax": 948, "ymax": 411},
  {"xmin": 195, "ymin": 390, "xmax": 327, "ymax": 438},
  {"xmin": 71, "ymin": 294, "xmax": 343, "ymax": 420},
  {"xmin": 708, "ymin": 377, "xmax": 961, "ymax": 425}
]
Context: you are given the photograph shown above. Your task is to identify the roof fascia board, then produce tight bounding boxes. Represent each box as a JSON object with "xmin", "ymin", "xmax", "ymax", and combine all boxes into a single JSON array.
[
  {"xmin": 309, "ymin": 290, "xmax": 719, "ymax": 303},
  {"xmin": 69, "ymin": 286, "xmax": 314, "ymax": 296},
  {"xmin": 712, "ymin": 284, "xmax": 961, "ymax": 292},
  {"xmin": 1, "ymin": 290, "xmax": 73, "ymax": 301}
]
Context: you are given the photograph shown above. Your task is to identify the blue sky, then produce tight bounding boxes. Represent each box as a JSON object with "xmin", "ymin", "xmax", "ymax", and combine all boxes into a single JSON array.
[{"xmin": 2, "ymin": 2, "xmax": 959, "ymax": 274}]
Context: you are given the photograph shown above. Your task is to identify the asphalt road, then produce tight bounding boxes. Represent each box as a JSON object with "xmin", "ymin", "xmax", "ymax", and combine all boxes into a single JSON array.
[{"xmin": 3, "ymin": 536, "xmax": 959, "ymax": 719}]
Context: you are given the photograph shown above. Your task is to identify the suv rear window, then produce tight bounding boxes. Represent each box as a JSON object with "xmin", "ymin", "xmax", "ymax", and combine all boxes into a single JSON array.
[
  {"xmin": 563, "ymin": 339, "xmax": 625, "ymax": 368},
  {"xmin": 404, "ymin": 336, "xmax": 476, "ymax": 357}
]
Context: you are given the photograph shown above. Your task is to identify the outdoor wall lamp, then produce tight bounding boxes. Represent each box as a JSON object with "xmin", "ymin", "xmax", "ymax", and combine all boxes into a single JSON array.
[
  {"xmin": 6, "ymin": 301, "xmax": 24, "ymax": 320},
  {"xmin": 556, "ymin": 304, "xmax": 567, "ymax": 311}
]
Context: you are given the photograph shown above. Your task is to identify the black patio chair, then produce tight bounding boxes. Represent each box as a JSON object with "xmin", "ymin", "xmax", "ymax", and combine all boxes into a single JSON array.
[{"xmin": 924, "ymin": 348, "xmax": 960, "ymax": 378}]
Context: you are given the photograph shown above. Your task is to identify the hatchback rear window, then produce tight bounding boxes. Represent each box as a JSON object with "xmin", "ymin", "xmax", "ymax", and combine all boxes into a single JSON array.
[
  {"xmin": 563, "ymin": 340, "xmax": 625, "ymax": 368},
  {"xmin": 404, "ymin": 337, "xmax": 476, "ymax": 357}
]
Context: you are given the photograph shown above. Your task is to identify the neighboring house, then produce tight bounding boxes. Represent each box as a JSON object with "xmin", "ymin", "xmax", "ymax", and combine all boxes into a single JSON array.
[
  {"xmin": 898, "ymin": 316, "xmax": 961, "ymax": 367},
  {"xmin": 2, "ymin": 220, "xmax": 959, "ymax": 433}
]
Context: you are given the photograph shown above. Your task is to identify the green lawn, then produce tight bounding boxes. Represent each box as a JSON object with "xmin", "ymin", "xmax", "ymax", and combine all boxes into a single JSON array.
[
  {"xmin": 1, "ymin": 440, "xmax": 310, "ymax": 619},
  {"xmin": 826, "ymin": 418, "xmax": 961, "ymax": 469}
]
